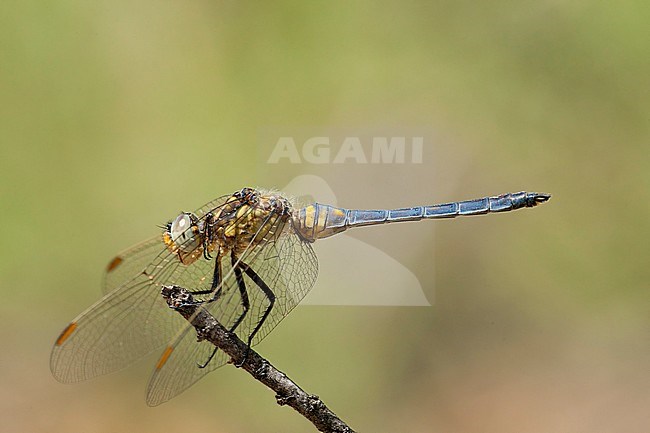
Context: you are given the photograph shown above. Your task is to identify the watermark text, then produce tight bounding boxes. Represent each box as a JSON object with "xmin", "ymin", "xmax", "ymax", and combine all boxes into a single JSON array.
[{"xmin": 267, "ymin": 136, "xmax": 424, "ymax": 164}]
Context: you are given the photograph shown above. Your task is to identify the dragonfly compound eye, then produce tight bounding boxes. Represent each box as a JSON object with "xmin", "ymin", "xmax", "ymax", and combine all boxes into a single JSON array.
[{"xmin": 169, "ymin": 213, "xmax": 202, "ymax": 253}]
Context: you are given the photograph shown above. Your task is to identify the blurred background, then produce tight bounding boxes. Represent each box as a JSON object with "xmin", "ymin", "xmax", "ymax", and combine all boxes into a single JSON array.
[{"xmin": 1, "ymin": 1, "xmax": 648, "ymax": 432}]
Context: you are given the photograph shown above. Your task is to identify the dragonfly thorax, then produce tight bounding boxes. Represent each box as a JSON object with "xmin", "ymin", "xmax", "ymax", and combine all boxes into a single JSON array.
[{"xmin": 214, "ymin": 190, "xmax": 293, "ymax": 256}]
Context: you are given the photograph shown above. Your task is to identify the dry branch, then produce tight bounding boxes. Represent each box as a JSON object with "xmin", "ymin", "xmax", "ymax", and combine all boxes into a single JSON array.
[{"xmin": 161, "ymin": 285, "xmax": 355, "ymax": 433}]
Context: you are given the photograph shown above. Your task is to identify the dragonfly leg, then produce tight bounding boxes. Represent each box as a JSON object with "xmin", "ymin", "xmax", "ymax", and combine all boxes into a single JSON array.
[
  {"xmin": 188, "ymin": 253, "xmax": 223, "ymax": 297},
  {"xmin": 198, "ymin": 253, "xmax": 251, "ymax": 369},
  {"xmin": 235, "ymin": 261, "xmax": 276, "ymax": 367},
  {"xmin": 202, "ymin": 213, "xmax": 214, "ymax": 260},
  {"xmin": 228, "ymin": 251, "xmax": 251, "ymax": 333}
]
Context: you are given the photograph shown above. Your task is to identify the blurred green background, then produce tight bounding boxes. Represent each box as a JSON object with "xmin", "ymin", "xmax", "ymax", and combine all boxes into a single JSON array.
[{"xmin": 1, "ymin": 1, "xmax": 648, "ymax": 432}]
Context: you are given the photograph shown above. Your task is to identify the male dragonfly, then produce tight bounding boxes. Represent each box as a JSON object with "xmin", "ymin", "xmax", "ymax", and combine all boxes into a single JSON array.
[{"xmin": 51, "ymin": 187, "xmax": 550, "ymax": 405}]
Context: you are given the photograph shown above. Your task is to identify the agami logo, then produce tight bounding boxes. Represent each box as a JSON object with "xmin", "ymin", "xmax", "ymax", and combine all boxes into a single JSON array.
[{"xmin": 267, "ymin": 136, "xmax": 424, "ymax": 164}]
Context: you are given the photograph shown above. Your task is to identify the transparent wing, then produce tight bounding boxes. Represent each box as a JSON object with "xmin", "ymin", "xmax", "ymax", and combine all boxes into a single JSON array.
[
  {"xmin": 103, "ymin": 236, "xmax": 162, "ymax": 294},
  {"xmin": 146, "ymin": 220, "xmax": 318, "ymax": 406},
  {"xmin": 50, "ymin": 259, "xmax": 183, "ymax": 382},
  {"xmin": 50, "ymin": 195, "xmax": 234, "ymax": 383}
]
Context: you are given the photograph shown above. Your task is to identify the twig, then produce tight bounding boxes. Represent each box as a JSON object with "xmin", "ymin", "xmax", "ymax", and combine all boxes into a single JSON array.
[{"xmin": 161, "ymin": 285, "xmax": 356, "ymax": 433}]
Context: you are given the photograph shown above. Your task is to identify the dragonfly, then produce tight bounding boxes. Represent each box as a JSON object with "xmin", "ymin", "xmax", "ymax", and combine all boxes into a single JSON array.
[{"xmin": 51, "ymin": 187, "xmax": 550, "ymax": 406}]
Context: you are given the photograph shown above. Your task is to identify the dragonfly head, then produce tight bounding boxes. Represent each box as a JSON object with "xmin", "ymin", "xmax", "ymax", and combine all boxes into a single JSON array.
[{"xmin": 163, "ymin": 212, "xmax": 204, "ymax": 265}]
